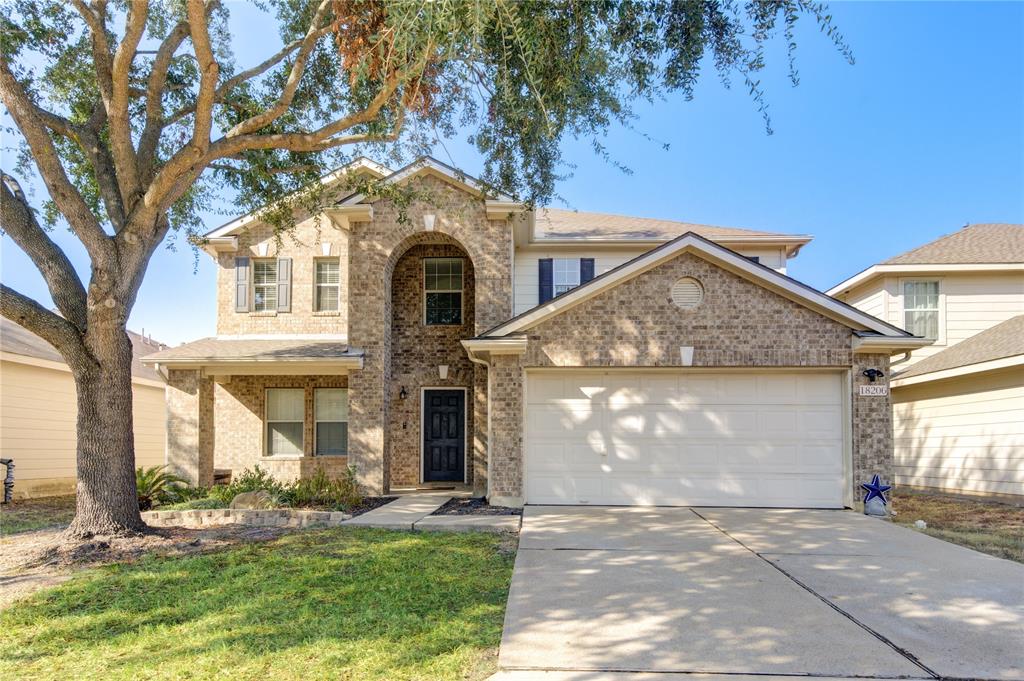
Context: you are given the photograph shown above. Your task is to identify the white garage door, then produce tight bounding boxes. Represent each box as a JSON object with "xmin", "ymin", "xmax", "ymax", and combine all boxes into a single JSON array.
[{"xmin": 525, "ymin": 371, "xmax": 846, "ymax": 508}]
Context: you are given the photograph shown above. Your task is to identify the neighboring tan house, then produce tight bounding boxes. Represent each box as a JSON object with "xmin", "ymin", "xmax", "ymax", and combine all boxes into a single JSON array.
[
  {"xmin": 829, "ymin": 224, "xmax": 1024, "ymax": 499},
  {"xmin": 143, "ymin": 157, "xmax": 925, "ymax": 509},
  {"xmin": 0, "ymin": 318, "xmax": 168, "ymax": 499}
]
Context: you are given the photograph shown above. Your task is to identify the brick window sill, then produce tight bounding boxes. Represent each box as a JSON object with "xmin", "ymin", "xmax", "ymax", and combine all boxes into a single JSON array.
[
  {"xmin": 249, "ymin": 310, "xmax": 278, "ymax": 317},
  {"xmin": 260, "ymin": 454, "xmax": 304, "ymax": 461},
  {"xmin": 313, "ymin": 311, "xmax": 341, "ymax": 317}
]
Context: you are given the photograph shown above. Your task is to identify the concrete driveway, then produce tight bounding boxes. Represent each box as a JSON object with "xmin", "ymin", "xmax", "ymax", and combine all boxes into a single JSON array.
[{"xmin": 496, "ymin": 506, "xmax": 1024, "ymax": 680}]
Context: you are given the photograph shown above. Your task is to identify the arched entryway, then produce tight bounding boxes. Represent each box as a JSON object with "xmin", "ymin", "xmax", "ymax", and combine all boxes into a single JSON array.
[{"xmin": 386, "ymin": 233, "xmax": 477, "ymax": 488}]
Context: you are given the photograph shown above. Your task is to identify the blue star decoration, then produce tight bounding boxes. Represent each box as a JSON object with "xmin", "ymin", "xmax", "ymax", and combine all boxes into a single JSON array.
[{"xmin": 861, "ymin": 474, "xmax": 892, "ymax": 505}]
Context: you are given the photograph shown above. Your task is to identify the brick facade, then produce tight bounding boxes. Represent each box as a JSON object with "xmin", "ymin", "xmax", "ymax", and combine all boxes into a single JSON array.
[
  {"xmin": 163, "ymin": 168, "xmax": 898, "ymax": 508},
  {"xmin": 485, "ymin": 251, "xmax": 893, "ymax": 505},
  {"xmin": 346, "ymin": 174, "xmax": 513, "ymax": 494},
  {"xmin": 388, "ymin": 243, "xmax": 477, "ymax": 487}
]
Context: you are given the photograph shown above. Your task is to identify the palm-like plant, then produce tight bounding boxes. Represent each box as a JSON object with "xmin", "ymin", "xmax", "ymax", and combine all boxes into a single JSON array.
[{"xmin": 136, "ymin": 466, "xmax": 188, "ymax": 511}]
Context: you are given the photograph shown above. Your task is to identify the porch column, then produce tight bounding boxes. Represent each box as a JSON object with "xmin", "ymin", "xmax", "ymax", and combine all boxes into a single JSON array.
[
  {"xmin": 165, "ymin": 369, "xmax": 214, "ymax": 487},
  {"xmin": 851, "ymin": 353, "xmax": 894, "ymax": 508},
  {"xmin": 487, "ymin": 354, "xmax": 524, "ymax": 507}
]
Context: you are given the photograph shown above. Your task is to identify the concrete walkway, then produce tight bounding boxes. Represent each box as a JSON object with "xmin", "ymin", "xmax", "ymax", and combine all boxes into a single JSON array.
[
  {"xmin": 497, "ymin": 506, "xmax": 1024, "ymax": 680},
  {"xmin": 341, "ymin": 492, "xmax": 452, "ymax": 530}
]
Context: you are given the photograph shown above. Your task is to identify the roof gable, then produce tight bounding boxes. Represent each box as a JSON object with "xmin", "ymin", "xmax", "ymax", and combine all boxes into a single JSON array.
[
  {"xmin": 338, "ymin": 156, "xmax": 516, "ymax": 204},
  {"xmin": 481, "ymin": 232, "xmax": 914, "ymax": 339}
]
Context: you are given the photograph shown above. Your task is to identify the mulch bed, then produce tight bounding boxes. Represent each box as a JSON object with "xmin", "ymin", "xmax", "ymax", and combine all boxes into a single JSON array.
[
  {"xmin": 347, "ymin": 496, "xmax": 397, "ymax": 517},
  {"xmin": 433, "ymin": 497, "xmax": 522, "ymax": 516}
]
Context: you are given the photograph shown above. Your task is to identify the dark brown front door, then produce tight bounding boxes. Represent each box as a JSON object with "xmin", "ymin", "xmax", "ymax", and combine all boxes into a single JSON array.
[{"xmin": 423, "ymin": 389, "xmax": 465, "ymax": 482}]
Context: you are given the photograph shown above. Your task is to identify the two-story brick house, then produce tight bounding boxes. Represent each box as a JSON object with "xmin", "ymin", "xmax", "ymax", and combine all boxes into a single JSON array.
[{"xmin": 144, "ymin": 157, "xmax": 925, "ymax": 508}]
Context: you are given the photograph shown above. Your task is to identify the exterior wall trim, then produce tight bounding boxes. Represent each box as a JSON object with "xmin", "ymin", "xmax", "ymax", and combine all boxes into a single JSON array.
[
  {"xmin": 828, "ymin": 263, "xmax": 1024, "ymax": 297},
  {"xmin": 419, "ymin": 386, "xmax": 469, "ymax": 485},
  {"xmin": 481, "ymin": 233, "xmax": 911, "ymax": 339}
]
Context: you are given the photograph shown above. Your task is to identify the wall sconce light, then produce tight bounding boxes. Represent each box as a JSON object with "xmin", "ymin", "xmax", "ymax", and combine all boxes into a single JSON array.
[
  {"xmin": 862, "ymin": 368, "xmax": 885, "ymax": 383},
  {"xmin": 399, "ymin": 387, "xmax": 408, "ymax": 400},
  {"xmin": 438, "ymin": 364, "xmax": 449, "ymax": 380},
  {"xmin": 423, "ymin": 213, "xmax": 436, "ymax": 231}
]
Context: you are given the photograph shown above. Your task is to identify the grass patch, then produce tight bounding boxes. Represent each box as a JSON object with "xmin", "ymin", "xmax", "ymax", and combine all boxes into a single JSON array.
[
  {"xmin": 0, "ymin": 527, "xmax": 515, "ymax": 680},
  {"xmin": 893, "ymin": 490, "xmax": 1024, "ymax": 563},
  {"xmin": 0, "ymin": 495, "xmax": 76, "ymax": 536}
]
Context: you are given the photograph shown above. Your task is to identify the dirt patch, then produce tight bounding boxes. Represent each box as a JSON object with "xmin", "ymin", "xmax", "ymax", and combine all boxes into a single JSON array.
[
  {"xmin": 893, "ymin": 489, "xmax": 1024, "ymax": 563},
  {"xmin": 0, "ymin": 495, "xmax": 76, "ymax": 536},
  {"xmin": 433, "ymin": 497, "xmax": 522, "ymax": 516},
  {"xmin": 0, "ymin": 523, "xmax": 287, "ymax": 609}
]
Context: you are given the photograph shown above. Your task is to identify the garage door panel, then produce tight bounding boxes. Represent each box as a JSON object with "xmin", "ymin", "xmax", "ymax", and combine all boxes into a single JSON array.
[{"xmin": 525, "ymin": 371, "xmax": 846, "ymax": 508}]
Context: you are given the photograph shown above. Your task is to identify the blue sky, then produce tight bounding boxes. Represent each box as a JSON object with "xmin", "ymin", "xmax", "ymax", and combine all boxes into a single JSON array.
[{"xmin": 2, "ymin": 1, "xmax": 1022, "ymax": 346}]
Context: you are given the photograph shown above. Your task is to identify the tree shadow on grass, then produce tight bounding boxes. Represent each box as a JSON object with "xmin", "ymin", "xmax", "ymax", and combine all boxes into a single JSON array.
[{"xmin": 1, "ymin": 528, "xmax": 514, "ymax": 681}]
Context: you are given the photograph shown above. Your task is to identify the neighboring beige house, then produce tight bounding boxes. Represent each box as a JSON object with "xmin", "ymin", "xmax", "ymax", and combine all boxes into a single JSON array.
[
  {"xmin": 144, "ymin": 157, "xmax": 925, "ymax": 509},
  {"xmin": 829, "ymin": 224, "xmax": 1024, "ymax": 499},
  {"xmin": 0, "ymin": 319, "xmax": 168, "ymax": 499}
]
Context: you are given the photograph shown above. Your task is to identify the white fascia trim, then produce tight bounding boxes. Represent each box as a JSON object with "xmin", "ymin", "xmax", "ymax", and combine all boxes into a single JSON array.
[
  {"xmin": 146, "ymin": 357, "xmax": 364, "ymax": 371},
  {"xmin": 204, "ymin": 157, "xmax": 393, "ymax": 239},
  {"xmin": 892, "ymin": 354, "xmax": 1024, "ymax": 388},
  {"xmin": 483, "ymin": 233, "xmax": 911, "ymax": 338},
  {"xmin": 853, "ymin": 336, "xmax": 933, "ymax": 354},
  {"xmin": 214, "ymin": 333, "xmax": 349, "ymax": 341},
  {"xmin": 485, "ymin": 200, "xmax": 527, "ymax": 220},
  {"xmin": 339, "ymin": 157, "xmax": 515, "ymax": 205},
  {"xmin": 828, "ymin": 263, "xmax": 1024, "ymax": 297},
  {"xmin": 2, "ymin": 351, "xmax": 167, "ymax": 388},
  {"xmin": 461, "ymin": 337, "xmax": 528, "ymax": 359}
]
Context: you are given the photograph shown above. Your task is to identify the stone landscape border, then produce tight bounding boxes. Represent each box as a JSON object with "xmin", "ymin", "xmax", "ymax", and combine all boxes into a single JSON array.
[{"xmin": 142, "ymin": 508, "xmax": 351, "ymax": 528}]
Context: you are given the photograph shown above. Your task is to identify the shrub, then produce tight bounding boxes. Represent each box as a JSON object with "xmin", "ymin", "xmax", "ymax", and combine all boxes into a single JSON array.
[
  {"xmin": 209, "ymin": 466, "xmax": 288, "ymax": 504},
  {"xmin": 136, "ymin": 465, "xmax": 189, "ymax": 511},
  {"xmin": 278, "ymin": 466, "xmax": 363, "ymax": 511},
  {"xmin": 159, "ymin": 497, "xmax": 228, "ymax": 511}
]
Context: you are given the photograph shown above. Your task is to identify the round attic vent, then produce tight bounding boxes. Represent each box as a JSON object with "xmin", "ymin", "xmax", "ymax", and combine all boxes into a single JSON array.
[{"xmin": 671, "ymin": 277, "xmax": 704, "ymax": 310}]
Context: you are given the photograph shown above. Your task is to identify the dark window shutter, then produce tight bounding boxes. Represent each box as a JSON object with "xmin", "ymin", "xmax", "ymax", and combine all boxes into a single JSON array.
[
  {"xmin": 234, "ymin": 257, "xmax": 250, "ymax": 312},
  {"xmin": 276, "ymin": 257, "xmax": 291, "ymax": 312},
  {"xmin": 538, "ymin": 258, "xmax": 553, "ymax": 304},
  {"xmin": 580, "ymin": 258, "xmax": 595, "ymax": 284}
]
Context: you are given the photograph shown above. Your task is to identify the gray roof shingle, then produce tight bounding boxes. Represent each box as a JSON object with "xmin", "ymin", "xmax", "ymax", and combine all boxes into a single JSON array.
[
  {"xmin": 535, "ymin": 208, "xmax": 805, "ymax": 241},
  {"xmin": 883, "ymin": 223, "xmax": 1024, "ymax": 265},
  {"xmin": 897, "ymin": 315, "xmax": 1024, "ymax": 379},
  {"xmin": 0, "ymin": 318, "xmax": 167, "ymax": 383},
  {"xmin": 142, "ymin": 336, "xmax": 359, "ymax": 363}
]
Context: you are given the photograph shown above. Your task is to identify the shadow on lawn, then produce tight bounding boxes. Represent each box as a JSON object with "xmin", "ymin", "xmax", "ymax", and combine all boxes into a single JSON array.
[{"xmin": 2, "ymin": 528, "xmax": 514, "ymax": 680}]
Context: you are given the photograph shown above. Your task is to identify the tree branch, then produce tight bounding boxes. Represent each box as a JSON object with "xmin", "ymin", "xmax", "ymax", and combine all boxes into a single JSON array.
[
  {"xmin": 107, "ymin": 0, "xmax": 148, "ymax": 203},
  {"xmin": 185, "ymin": 0, "xmax": 220, "ymax": 155},
  {"xmin": 0, "ymin": 285, "xmax": 92, "ymax": 371},
  {"xmin": 72, "ymin": 1, "xmax": 115, "ymax": 113},
  {"xmin": 138, "ymin": 19, "xmax": 191, "ymax": 173},
  {"xmin": 0, "ymin": 61, "xmax": 113, "ymax": 261},
  {"xmin": 226, "ymin": 0, "xmax": 333, "ymax": 137},
  {"xmin": 0, "ymin": 174, "xmax": 88, "ymax": 330}
]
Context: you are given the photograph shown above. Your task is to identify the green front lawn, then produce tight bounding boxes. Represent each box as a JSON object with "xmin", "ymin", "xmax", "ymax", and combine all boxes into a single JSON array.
[{"xmin": 1, "ymin": 528, "xmax": 515, "ymax": 680}]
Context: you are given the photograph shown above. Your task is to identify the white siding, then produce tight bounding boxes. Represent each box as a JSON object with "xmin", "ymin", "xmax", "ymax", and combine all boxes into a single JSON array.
[
  {"xmin": 893, "ymin": 370, "xmax": 1024, "ymax": 497},
  {"xmin": 839, "ymin": 271, "xmax": 1024, "ymax": 370},
  {"xmin": 0, "ymin": 359, "xmax": 166, "ymax": 498},
  {"xmin": 513, "ymin": 246, "xmax": 786, "ymax": 315}
]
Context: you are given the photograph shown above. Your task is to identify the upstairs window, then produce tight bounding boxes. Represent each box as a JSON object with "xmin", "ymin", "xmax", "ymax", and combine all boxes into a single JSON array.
[
  {"xmin": 553, "ymin": 258, "xmax": 581, "ymax": 296},
  {"xmin": 315, "ymin": 259, "xmax": 341, "ymax": 312},
  {"xmin": 253, "ymin": 260, "xmax": 278, "ymax": 312},
  {"xmin": 315, "ymin": 388, "xmax": 349, "ymax": 456},
  {"xmin": 424, "ymin": 257, "xmax": 463, "ymax": 325},
  {"xmin": 903, "ymin": 280, "xmax": 940, "ymax": 340},
  {"xmin": 266, "ymin": 388, "xmax": 303, "ymax": 456}
]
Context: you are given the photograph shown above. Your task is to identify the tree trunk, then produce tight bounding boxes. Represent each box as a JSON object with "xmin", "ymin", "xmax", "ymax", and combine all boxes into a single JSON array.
[{"xmin": 65, "ymin": 318, "xmax": 145, "ymax": 538}]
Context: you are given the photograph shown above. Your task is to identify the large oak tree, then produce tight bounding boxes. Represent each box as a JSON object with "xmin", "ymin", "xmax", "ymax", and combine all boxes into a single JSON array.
[{"xmin": 0, "ymin": 0, "xmax": 850, "ymax": 538}]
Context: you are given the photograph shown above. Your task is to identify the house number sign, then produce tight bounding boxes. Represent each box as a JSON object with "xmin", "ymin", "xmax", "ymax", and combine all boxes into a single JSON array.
[{"xmin": 858, "ymin": 385, "xmax": 888, "ymax": 396}]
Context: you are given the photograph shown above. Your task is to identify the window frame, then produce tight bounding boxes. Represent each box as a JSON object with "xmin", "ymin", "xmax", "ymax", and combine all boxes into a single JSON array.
[
  {"xmin": 314, "ymin": 258, "xmax": 341, "ymax": 313},
  {"xmin": 422, "ymin": 257, "xmax": 464, "ymax": 326},
  {"xmin": 899, "ymin": 277, "xmax": 945, "ymax": 344},
  {"xmin": 264, "ymin": 387, "xmax": 305, "ymax": 457},
  {"xmin": 314, "ymin": 388, "xmax": 349, "ymax": 456},
  {"xmin": 552, "ymin": 258, "xmax": 581, "ymax": 297},
  {"xmin": 252, "ymin": 259, "xmax": 279, "ymax": 312}
]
